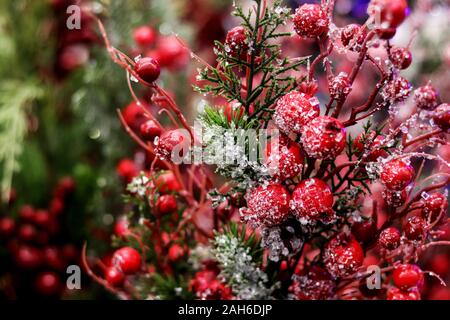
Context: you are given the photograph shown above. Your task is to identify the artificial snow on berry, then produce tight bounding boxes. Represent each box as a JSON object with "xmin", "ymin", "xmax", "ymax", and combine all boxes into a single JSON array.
[
  {"xmin": 432, "ymin": 103, "xmax": 450, "ymax": 131},
  {"xmin": 421, "ymin": 193, "xmax": 448, "ymax": 224},
  {"xmin": 264, "ymin": 136, "xmax": 304, "ymax": 180},
  {"xmin": 383, "ymin": 189, "xmax": 407, "ymax": 208},
  {"xmin": 341, "ymin": 24, "xmax": 366, "ymax": 50},
  {"xmin": 378, "ymin": 227, "xmax": 401, "ymax": 250},
  {"xmin": 383, "ymin": 76, "xmax": 412, "ymax": 103},
  {"xmin": 293, "ymin": 4, "xmax": 328, "ymax": 38},
  {"xmin": 225, "ymin": 26, "xmax": 248, "ymax": 58},
  {"xmin": 140, "ymin": 119, "xmax": 161, "ymax": 139},
  {"xmin": 390, "ymin": 47, "xmax": 412, "ymax": 70},
  {"xmin": 380, "ymin": 159, "xmax": 415, "ymax": 191},
  {"xmin": 329, "ymin": 72, "xmax": 351, "ymax": 100},
  {"xmin": 403, "ymin": 215, "xmax": 426, "ymax": 240},
  {"xmin": 413, "ymin": 85, "xmax": 439, "ymax": 110},
  {"xmin": 323, "ymin": 233, "xmax": 364, "ymax": 278}
]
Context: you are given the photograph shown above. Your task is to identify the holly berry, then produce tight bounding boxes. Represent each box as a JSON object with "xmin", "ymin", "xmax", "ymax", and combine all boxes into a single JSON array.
[
  {"xmin": 116, "ymin": 159, "xmax": 138, "ymax": 182},
  {"xmin": 243, "ymin": 184, "xmax": 290, "ymax": 226},
  {"xmin": 273, "ymin": 91, "xmax": 320, "ymax": 135},
  {"xmin": 156, "ymin": 194, "xmax": 178, "ymax": 216},
  {"xmin": 301, "ymin": 116, "xmax": 346, "ymax": 159},
  {"xmin": 383, "ymin": 76, "xmax": 412, "ymax": 103},
  {"xmin": 293, "ymin": 4, "xmax": 328, "ymax": 38},
  {"xmin": 291, "ymin": 178, "xmax": 334, "ymax": 223},
  {"xmin": 329, "ymin": 72, "xmax": 351, "ymax": 100},
  {"xmin": 380, "ymin": 159, "xmax": 415, "ymax": 191},
  {"xmin": 432, "ymin": 103, "xmax": 450, "ymax": 131},
  {"xmin": 105, "ymin": 266, "xmax": 125, "ymax": 287},
  {"xmin": 0, "ymin": 216, "xmax": 15, "ymax": 238},
  {"xmin": 403, "ymin": 215, "xmax": 426, "ymax": 240},
  {"xmin": 421, "ymin": 193, "xmax": 448, "ymax": 224},
  {"xmin": 154, "ymin": 171, "xmax": 182, "ymax": 193},
  {"xmin": 323, "ymin": 233, "xmax": 364, "ymax": 278},
  {"xmin": 155, "ymin": 129, "xmax": 190, "ymax": 161},
  {"xmin": 353, "ymin": 132, "xmax": 387, "ymax": 161},
  {"xmin": 133, "ymin": 25, "xmax": 156, "ymax": 47},
  {"xmin": 112, "ymin": 247, "xmax": 142, "ymax": 274},
  {"xmin": 387, "ymin": 287, "xmax": 421, "ymax": 300},
  {"xmin": 392, "ymin": 264, "xmax": 424, "ymax": 290},
  {"xmin": 378, "ymin": 227, "xmax": 401, "ymax": 250},
  {"xmin": 264, "ymin": 136, "xmax": 304, "ymax": 180},
  {"xmin": 367, "ymin": 0, "xmax": 409, "ymax": 29},
  {"xmin": 383, "ymin": 189, "xmax": 408, "ymax": 208},
  {"xmin": 413, "ymin": 85, "xmax": 439, "ymax": 110},
  {"xmin": 225, "ymin": 26, "xmax": 248, "ymax": 58},
  {"xmin": 140, "ymin": 120, "xmax": 161, "ymax": 140},
  {"xmin": 34, "ymin": 271, "xmax": 62, "ymax": 296},
  {"xmin": 134, "ymin": 57, "xmax": 160, "ymax": 83},
  {"xmin": 352, "ymin": 218, "xmax": 377, "ymax": 243},
  {"xmin": 390, "ymin": 47, "xmax": 412, "ymax": 70}
]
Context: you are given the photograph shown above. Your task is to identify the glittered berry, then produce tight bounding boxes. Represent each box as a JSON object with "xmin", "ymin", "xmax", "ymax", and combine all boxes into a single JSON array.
[
  {"xmin": 383, "ymin": 76, "xmax": 412, "ymax": 103},
  {"xmin": 392, "ymin": 264, "xmax": 424, "ymax": 290},
  {"xmin": 341, "ymin": 24, "xmax": 366, "ymax": 49},
  {"xmin": 323, "ymin": 233, "xmax": 364, "ymax": 278},
  {"xmin": 383, "ymin": 189, "xmax": 408, "ymax": 208},
  {"xmin": 387, "ymin": 287, "xmax": 420, "ymax": 300},
  {"xmin": 116, "ymin": 159, "xmax": 138, "ymax": 182},
  {"xmin": 413, "ymin": 85, "xmax": 439, "ymax": 110},
  {"xmin": 421, "ymin": 193, "xmax": 448, "ymax": 224},
  {"xmin": 155, "ymin": 129, "xmax": 190, "ymax": 161},
  {"xmin": 133, "ymin": 25, "xmax": 156, "ymax": 47},
  {"xmin": 432, "ymin": 103, "xmax": 450, "ymax": 131},
  {"xmin": 329, "ymin": 72, "xmax": 351, "ymax": 100},
  {"xmin": 112, "ymin": 247, "xmax": 142, "ymax": 274},
  {"xmin": 134, "ymin": 57, "xmax": 160, "ymax": 83},
  {"xmin": 225, "ymin": 26, "xmax": 248, "ymax": 58},
  {"xmin": 390, "ymin": 47, "xmax": 412, "ymax": 69},
  {"xmin": 291, "ymin": 178, "xmax": 334, "ymax": 223},
  {"xmin": 403, "ymin": 215, "xmax": 426, "ymax": 240},
  {"xmin": 293, "ymin": 4, "xmax": 328, "ymax": 38},
  {"xmin": 265, "ymin": 137, "xmax": 304, "ymax": 180},
  {"xmin": 273, "ymin": 91, "xmax": 320, "ymax": 135},
  {"xmin": 154, "ymin": 171, "xmax": 182, "ymax": 193},
  {"xmin": 378, "ymin": 227, "xmax": 401, "ymax": 250},
  {"xmin": 140, "ymin": 120, "xmax": 161, "ymax": 140},
  {"xmin": 289, "ymin": 265, "xmax": 336, "ymax": 300},
  {"xmin": 367, "ymin": 0, "xmax": 409, "ymax": 29},
  {"xmin": 352, "ymin": 218, "xmax": 377, "ymax": 243},
  {"xmin": 301, "ymin": 116, "xmax": 346, "ymax": 159},
  {"xmin": 243, "ymin": 184, "xmax": 290, "ymax": 227},
  {"xmin": 380, "ymin": 159, "xmax": 415, "ymax": 191},
  {"xmin": 105, "ymin": 266, "xmax": 125, "ymax": 287},
  {"xmin": 34, "ymin": 271, "xmax": 62, "ymax": 296},
  {"xmin": 156, "ymin": 194, "xmax": 178, "ymax": 216},
  {"xmin": 354, "ymin": 132, "xmax": 387, "ymax": 161}
]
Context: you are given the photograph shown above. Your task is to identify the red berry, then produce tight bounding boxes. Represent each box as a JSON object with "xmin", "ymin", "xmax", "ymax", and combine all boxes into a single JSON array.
[
  {"xmin": 432, "ymin": 103, "xmax": 450, "ymax": 131},
  {"xmin": 377, "ymin": 27, "xmax": 397, "ymax": 40},
  {"xmin": 0, "ymin": 216, "xmax": 15, "ymax": 238},
  {"xmin": 49, "ymin": 197, "xmax": 64, "ymax": 216},
  {"xmin": 168, "ymin": 243, "xmax": 185, "ymax": 262},
  {"xmin": 421, "ymin": 193, "xmax": 448, "ymax": 224},
  {"xmin": 390, "ymin": 47, "xmax": 412, "ymax": 70},
  {"xmin": 34, "ymin": 210, "xmax": 51, "ymax": 228},
  {"xmin": 329, "ymin": 72, "xmax": 351, "ymax": 100},
  {"xmin": 341, "ymin": 24, "xmax": 366, "ymax": 49},
  {"xmin": 352, "ymin": 218, "xmax": 377, "ymax": 243},
  {"xmin": 154, "ymin": 171, "xmax": 182, "ymax": 193},
  {"xmin": 378, "ymin": 227, "xmax": 401, "ymax": 250},
  {"xmin": 155, "ymin": 129, "xmax": 190, "ymax": 162},
  {"xmin": 122, "ymin": 101, "xmax": 145, "ymax": 128},
  {"xmin": 116, "ymin": 159, "xmax": 138, "ymax": 183},
  {"xmin": 265, "ymin": 137, "xmax": 304, "ymax": 180},
  {"xmin": 133, "ymin": 25, "xmax": 156, "ymax": 47},
  {"xmin": 291, "ymin": 178, "xmax": 334, "ymax": 223},
  {"xmin": 225, "ymin": 26, "xmax": 248, "ymax": 58},
  {"xmin": 34, "ymin": 271, "xmax": 62, "ymax": 296},
  {"xmin": 403, "ymin": 215, "xmax": 426, "ymax": 240},
  {"xmin": 44, "ymin": 246, "xmax": 65, "ymax": 271},
  {"xmin": 14, "ymin": 245, "xmax": 42, "ymax": 269},
  {"xmin": 154, "ymin": 35, "xmax": 189, "ymax": 70},
  {"xmin": 289, "ymin": 265, "xmax": 336, "ymax": 300},
  {"xmin": 413, "ymin": 85, "xmax": 439, "ymax": 110},
  {"xmin": 140, "ymin": 120, "xmax": 161, "ymax": 140},
  {"xmin": 383, "ymin": 76, "xmax": 412, "ymax": 103},
  {"xmin": 367, "ymin": 0, "xmax": 409, "ymax": 29},
  {"xmin": 387, "ymin": 287, "xmax": 420, "ymax": 300},
  {"xmin": 392, "ymin": 264, "xmax": 424, "ymax": 290},
  {"xmin": 114, "ymin": 216, "xmax": 130, "ymax": 238},
  {"xmin": 191, "ymin": 269, "xmax": 233, "ymax": 300},
  {"xmin": 105, "ymin": 266, "xmax": 125, "ymax": 287},
  {"xmin": 383, "ymin": 189, "xmax": 408, "ymax": 208},
  {"xmin": 354, "ymin": 132, "xmax": 387, "ymax": 161},
  {"xmin": 323, "ymin": 233, "xmax": 364, "ymax": 278},
  {"xmin": 156, "ymin": 194, "xmax": 178, "ymax": 216},
  {"xmin": 273, "ymin": 91, "xmax": 320, "ymax": 135},
  {"xmin": 301, "ymin": 116, "xmax": 346, "ymax": 159},
  {"xmin": 243, "ymin": 184, "xmax": 290, "ymax": 226},
  {"xmin": 19, "ymin": 205, "xmax": 35, "ymax": 223},
  {"xmin": 293, "ymin": 4, "xmax": 328, "ymax": 38},
  {"xmin": 18, "ymin": 224, "xmax": 38, "ymax": 242},
  {"xmin": 112, "ymin": 247, "xmax": 142, "ymax": 274},
  {"xmin": 134, "ymin": 57, "xmax": 160, "ymax": 83},
  {"xmin": 380, "ymin": 159, "xmax": 415, "ymax": 191}
]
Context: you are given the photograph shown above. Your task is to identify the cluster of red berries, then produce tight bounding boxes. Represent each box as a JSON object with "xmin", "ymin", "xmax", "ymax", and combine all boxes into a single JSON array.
[
  {"xmin": 387, "ymin": 264, "xmax": 424, "ymax": 300},
  {"xmin": 190, "ymin": 262, "xmax": 233, "ymax": 300}
]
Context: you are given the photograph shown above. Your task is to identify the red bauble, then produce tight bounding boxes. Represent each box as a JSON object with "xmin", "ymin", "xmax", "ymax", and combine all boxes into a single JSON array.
[
  {"xmin": 140, "ymin": 120, "xmax": 161, "ymax": 140},
  {"xmin": 112, "ymin": 247, "xmax": 142, "ymax": 274},
  {"xmin": 383, "ymin": 76, "xmax": 412, "ymax": 103},
  {"xmin": 380, "ymin": 159, "xmax": 415, "ymax": 191},
  {"xmin": 273, "ymin": 91, "xmax": 320, "ymax": 135},
  {"xmin": 265, "ymin": 136, "xmax": 304, "ymax": 180},
  {"xmin": 116, "ymin": 159, "xmax": 138, "ymax": 183},
  {"xmin": 0, "ymin": 216, "xmax": 15, "ymax": 238},
  {"xmin": 391, "ymin": 47, "xmax": 412, "ymax": 70},
  {"xmin": 243, "ymin": 184, "xmax": 290, "ymax": 226},
  {"xmin": 291, "ymin": 178, "xmax": 334, "ymax": 223},
  {"xmin": 134, "ymin": 57, "xmax": 160, "ymax": 83},
  {"xmin": 432, "ymin": 103, "xmax": 450, "ymax": 131},
  {"xmin": 156, "ymin": 194, "xmax": 178, "ymax": 216},
  {"xmin": 323, "ymin": 233, "xmax": 364, "ymax": 278},
  {"xmin": 387, "ymin": 287, "xmax": 420, "ymax": 300},
  {"xmin": 105, "ymin": 266, "xmax": 125, "ymax": 287},
  {"xmin": 352, "ymin": 218, "xmax": 377, "ymax": 243},
  {"xmin": 367, "ymin": 0, "xmax": 409, "ymax": 29},
  {"xmin": 225, "ymin": 26, "xmax": 248, "ymax": 58},
  {"xmin": 293, "ymin": 4, "xmax": 328, "ymax": 38},
  {"xmin": 329, "ymin": 72, "xmax": 351, "ymax": 100},
  {"xmin": 354, "ymin": 132, "xmax": 387, "ymax": 161},
  {"xmin": 413, "ymin": 85, "xmax": 439, "ymax": 110},
  {"xmin": 421, "ymin": 193, "xmax": 448, "ymax": 224},
  {"xmin": 154, "ymin": 171, "xmax": 182, "ymax": 193},
  {"xmin": 301, "ymin": 116, "xmax": 346, "ymax": 159},
  {"xmin": 155, "ymin": 129, "xmax": 190, "ymax": 161},
  {"xmin": 133, "ymin": 25, "xmax": 156, "ymax": 47},
  {"xmin": 403, "ymin": 215, "xmax": 426, "ymax": 240},
  {"xmin": 34, "ymin": 272, "xmax": 62, "ymax": 296},
  {"xmin": 392, "ymin": 264, "xmax": 424, "ymax": 290},
  {"xmin": 378, "ymin": 227, "xmax": 401, "ymax": 250}
]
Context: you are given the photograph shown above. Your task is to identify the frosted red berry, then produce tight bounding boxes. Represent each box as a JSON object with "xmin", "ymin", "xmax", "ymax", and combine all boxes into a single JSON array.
[
  {"xmin": 289, "ymin": 265, "xmax": 336, "ymax": 300},
  {"xmin": 413, "ymin": 85, "xmax": 439, "ymax": 110},
  {"xmin": 140, "ymin": 120, "xmax": 161, "ymax": 140},
  {"xmin": 392, "ymin": 264, "xmax": 424, "ymax": 290},
  {"xmin": 112, "ymin": 247, "xmax": 142, "ymax": 274},
  {"xmin": 403, "ymin": 215, "xmax": 426, "ymax": 240},
  {"xmin": 243, "ymin": 184, "xmax": 290, "ymax": 226},
  {"xmin": 354, "ymin": 132, "xmax": 387, "ymax": 161},
  {"xmin": 387, "ymin": 287, "xmax": 421, "ymax": 300},
  {"xmin": 273, "ymin": 91, "xmax": 320, "ymax": 135},
  {"xmin": 380, "ymin": 159, "xmax": 415, "ymax": 191},
  {"xmin": 225, "ymin": 26, "xmax": 248, "ymax": 58},
  {"xmin": 323, "ymin": 233, "xmax": 364, "ymax": 278},
  {"xmin": 383, "ymin": 76, "xmax": 412, "ymax": 103},
  {"xmin": 301, "ymin": 116, "xmax": 346, "ymax": 160},
  {"xmin": 156, "ymin": 194, "xmax": 178, "ymax": 216},
  {"xmin": 133, "ymin": 25, "xmax": 156, "ymax": 47},
  {"xmin": 390, "ymin": 47, "xmax": 412, "ymax": 70},
  {"xmin": 155, "ymin": 129, "xmax": 190, "ymax": 161},
  {"xmin": 134, "ymin": 57, "xmax": 160, "ymax": 83},
  {"xmin": 329, "ymin": 72, "xmax": 351, "ymax": 100},
  {"xmin": 432, "ymin": 103, "xmax": 450, "ymax": 131},
  {"xmin": 105, "ymin": 266, "xmax": 125, "ymax": 287},
  {"xmin": 378, "ymin": 227, "xmax": 401, "ymax": 250},
  {"xmin": 341, "ymin": 24, "xmax": 366, "ymax": 50},
  {"xmin": 421, "ymin": 193, "xmax": 448, "ymax": 224},
  {"xmin": 367, "ymin": 0, "xmax": 409, "ymax": 29},
  {"xmin": 191, "ymin": 269, "xmax": 233, "ymax": 300},
  {"xmin": 383, "ymin": 189, "xmax": 408, "ymax": 208},
  {"xmin": 293, "ymin": 4, "xmax": 328, "ymax": 38},
  {"xmin": 265, "ymin": 137, "xmax": 304, "ymax": 180},
  {"xmin": 291, "ymin": 178, "xmax": 334, "ymax": 223}
]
